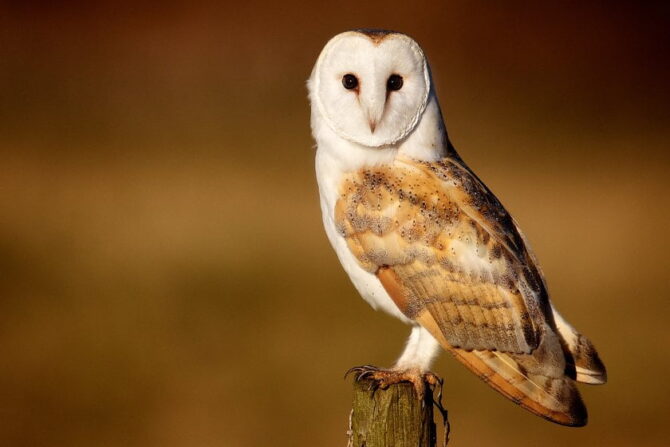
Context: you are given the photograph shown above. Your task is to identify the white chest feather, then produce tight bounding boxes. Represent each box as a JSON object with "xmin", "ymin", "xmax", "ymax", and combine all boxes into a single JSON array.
[{"xmin": 315, "ymin": 145, "xmax": 412, "ymax": 324}]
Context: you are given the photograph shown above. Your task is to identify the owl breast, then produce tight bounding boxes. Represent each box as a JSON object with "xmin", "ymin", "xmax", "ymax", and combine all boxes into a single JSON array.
[{"xmin": 315, "ymin": 146, "xmax": 413, "ymax": 323}]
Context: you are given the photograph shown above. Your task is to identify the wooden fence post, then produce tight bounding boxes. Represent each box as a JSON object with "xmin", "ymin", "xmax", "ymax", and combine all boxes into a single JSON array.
[{"xmin": 347, "ymin": 377, "xmax": 449, "ymax": 447}]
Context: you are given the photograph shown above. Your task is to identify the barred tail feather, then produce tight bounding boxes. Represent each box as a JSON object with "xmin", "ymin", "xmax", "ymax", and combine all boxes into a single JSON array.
[
  {"xmin": 553, "ymin": 309, "xmax": 607, "ymax": 385},
  {"xmin": 570, "ymin": 336, "xmax": 607, "ymax": 385}
]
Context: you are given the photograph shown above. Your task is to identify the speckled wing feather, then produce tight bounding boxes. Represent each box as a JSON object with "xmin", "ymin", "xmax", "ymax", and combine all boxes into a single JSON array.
[
  {"xmin": 335, "ymin": 155, "xmax": 587, "ymax": 425},
  {"xmin": 335, "ymin": 155, "xmax": 546, "ymax": 353}
]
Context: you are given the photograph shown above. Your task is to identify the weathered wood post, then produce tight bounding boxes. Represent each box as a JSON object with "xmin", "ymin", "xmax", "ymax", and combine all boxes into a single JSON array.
[{"xmin": 347, "ymin": 378, "xmax": 449, "ymax": 447}]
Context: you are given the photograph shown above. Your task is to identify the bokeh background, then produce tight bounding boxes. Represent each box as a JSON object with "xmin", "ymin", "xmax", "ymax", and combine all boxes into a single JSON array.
[{"xmin": 1, "ymin": 1, "xmax": 669, "ymax": 446}]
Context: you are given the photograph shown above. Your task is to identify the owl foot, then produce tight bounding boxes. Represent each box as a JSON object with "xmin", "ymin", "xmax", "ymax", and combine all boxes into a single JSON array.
[{"xmin": 345, "ymin": 365, "xmax": 442, "ymax": 401}]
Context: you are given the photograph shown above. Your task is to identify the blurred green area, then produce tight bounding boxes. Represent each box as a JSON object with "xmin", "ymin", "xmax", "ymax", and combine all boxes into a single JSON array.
[{"xmin": 0, "ymin": 2, "xmax": 668, "ymax": 446}]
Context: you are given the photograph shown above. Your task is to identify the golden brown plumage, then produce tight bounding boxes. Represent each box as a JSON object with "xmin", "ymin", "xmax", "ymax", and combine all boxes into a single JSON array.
[{"xmin": 335, "ymin": 154, "xmax": 596, "ymax": 426}]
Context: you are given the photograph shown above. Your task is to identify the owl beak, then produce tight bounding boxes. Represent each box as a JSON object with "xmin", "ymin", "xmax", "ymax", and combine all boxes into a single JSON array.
[
  {"xmin": 365, "ymin": 101, "xmax": 385, "ymax": 134},
  {"xmin": 361, "ymin": 83, "xmax": 387, "ymax": 134}
]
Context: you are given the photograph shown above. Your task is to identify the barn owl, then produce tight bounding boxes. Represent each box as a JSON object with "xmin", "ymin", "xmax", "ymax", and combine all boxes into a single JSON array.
[{"xmin": 308, "ymin": 30, "xmax": 606, "ymax": 426}]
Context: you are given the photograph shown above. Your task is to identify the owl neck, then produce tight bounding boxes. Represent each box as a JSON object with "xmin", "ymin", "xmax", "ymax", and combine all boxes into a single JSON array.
[{"xmin": 313, "ymin": 94, "xmax": 448, "ymax": 173}]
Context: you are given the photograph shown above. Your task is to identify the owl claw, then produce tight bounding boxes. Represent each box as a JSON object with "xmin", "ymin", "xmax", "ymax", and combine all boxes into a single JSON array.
[
  {"xmin": 344, "ymin": 365, "xmax": 376, "ymax": 380},
  {"xmin": 345, "ymin": 365, "xmax": 442, "ymax": 401}
]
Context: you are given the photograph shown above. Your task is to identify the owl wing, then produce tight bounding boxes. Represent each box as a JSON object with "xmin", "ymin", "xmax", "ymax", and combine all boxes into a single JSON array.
[
  {"xmin": 335, "ymin": 155, "xmax": 587, "ymax": 426},
  {"xmin": 335, "ymin": 155, "xmax": 547, "ymax": 354}
]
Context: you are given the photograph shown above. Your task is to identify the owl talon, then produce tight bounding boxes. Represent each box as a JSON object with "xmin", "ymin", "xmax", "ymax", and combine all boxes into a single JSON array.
[{"xmin": 345, "ymin": 365, "xmax": 442, "ymax": 401}]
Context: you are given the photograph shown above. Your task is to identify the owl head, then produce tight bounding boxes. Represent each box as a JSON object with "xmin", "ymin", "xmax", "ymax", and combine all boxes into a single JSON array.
[{"xmin": 308, "ymin": 30, "xmax": 432, "ymax": 148}]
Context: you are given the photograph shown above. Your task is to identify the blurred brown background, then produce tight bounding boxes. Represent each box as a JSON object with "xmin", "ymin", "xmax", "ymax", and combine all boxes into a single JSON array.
[{"xmin": 1, "ymin": 1, "xmax": 669, "ymax": 446}]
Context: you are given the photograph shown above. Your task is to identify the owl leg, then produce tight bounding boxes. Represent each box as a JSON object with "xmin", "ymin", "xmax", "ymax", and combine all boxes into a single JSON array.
[{"xmin": 394, "ymin": 325, "xmax": 441, "ymax": 371}]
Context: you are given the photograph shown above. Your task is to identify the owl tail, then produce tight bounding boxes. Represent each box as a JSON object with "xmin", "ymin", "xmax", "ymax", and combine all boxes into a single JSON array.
[
  {"xmin": 552, "ymin": 309, "xmax": 607, "ymax": 385},
  {"xmin": 417, "ymin": 312, "xmax": 588, "ymax": 427}
]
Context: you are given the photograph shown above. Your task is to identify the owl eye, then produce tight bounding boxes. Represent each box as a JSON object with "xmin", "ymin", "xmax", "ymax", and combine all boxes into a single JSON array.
[
  {"xmin": 387, "ymin": 74, "xmax": 403, "ymax": 91},
  {"xmin": 342, "ymin": 74, "xmax": 359, "ymax": 90}
]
